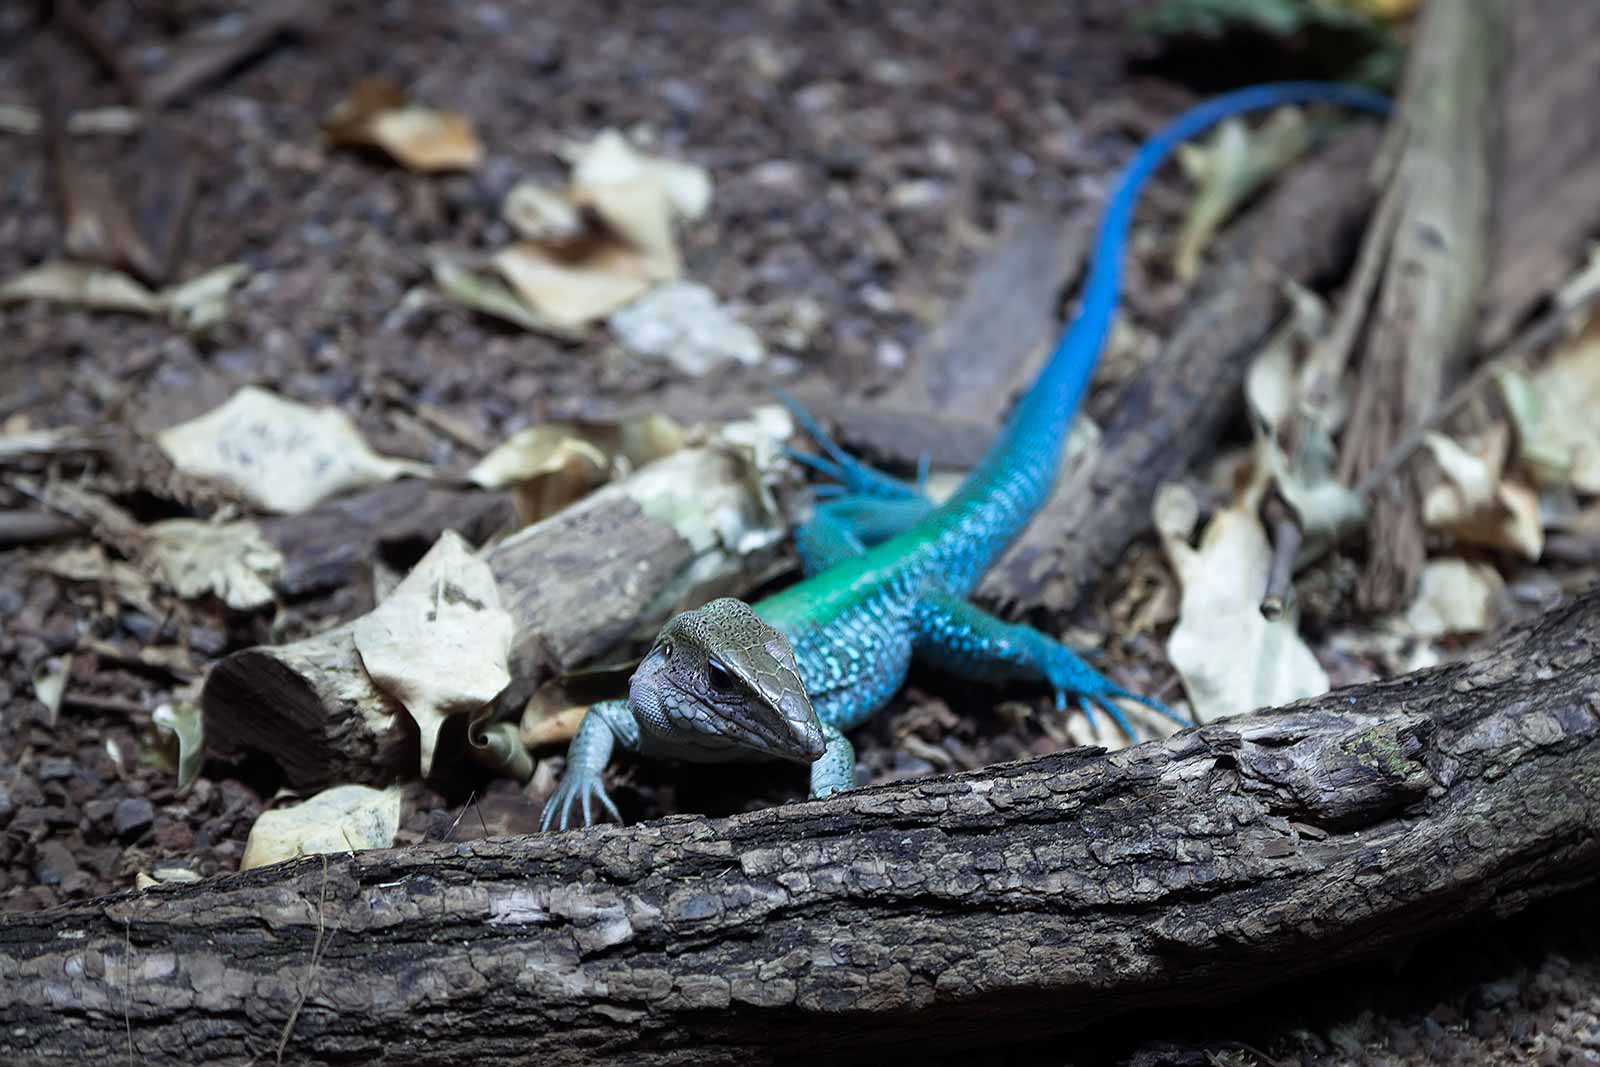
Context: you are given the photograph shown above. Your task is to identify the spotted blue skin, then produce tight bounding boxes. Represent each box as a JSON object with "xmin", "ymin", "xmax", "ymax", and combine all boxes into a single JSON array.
[{"xmin": 542, "ymin": 83, "xmax": 1392, "ymax": 830}]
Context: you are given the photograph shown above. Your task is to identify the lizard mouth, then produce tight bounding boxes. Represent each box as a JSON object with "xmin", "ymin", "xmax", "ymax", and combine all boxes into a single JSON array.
[{"xmin": 628, "ymin": 652, "xmax": 823, "ymax": 763}]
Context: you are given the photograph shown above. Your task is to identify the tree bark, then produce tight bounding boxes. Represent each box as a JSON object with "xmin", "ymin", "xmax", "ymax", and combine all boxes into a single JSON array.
[
  {"xmin": 1336, "ymin": 0, "xmax": 1503, "ymax": 613},
  {"xmin": 6, "ymin": 587, "xmax": 1598, "ymax": 1066}
]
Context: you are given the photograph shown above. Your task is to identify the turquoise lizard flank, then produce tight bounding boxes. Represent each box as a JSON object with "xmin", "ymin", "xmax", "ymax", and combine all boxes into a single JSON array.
[{"xmin": 542, "ymin": 82, "xmax": 1390, "ymax": 830}]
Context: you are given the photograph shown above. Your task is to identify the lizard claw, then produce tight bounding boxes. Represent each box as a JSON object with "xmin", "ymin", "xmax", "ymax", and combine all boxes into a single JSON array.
[
  {"xmin": 774, "ymin": 388, "xmax": 923, "ymax": 501},
  {"xmin": 539, "ymin": 773, "xmax": 622, "ymax": 832},
  {"xmin": 1047, "ymin": 647, "xmax": 1191, "ymax": 743}
]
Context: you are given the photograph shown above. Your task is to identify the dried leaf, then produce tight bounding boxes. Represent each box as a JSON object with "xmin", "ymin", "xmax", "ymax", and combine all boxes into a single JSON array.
[
  {"xmin": 503, "ymin": 181, "xmax": 586, "ymax": 246},
  {"xmin": 1157, "ymin": 483, "xmax": 1329, "ymax": 721},
  {"xmin": 351, "ymin": 531, "xmax": 514, "ymax": 777},
  {"xmin": 1402, "ymin": 558, "xmax": 1502, "ymax": 637},
  {"xmin": 156, "ymin": 386, "xmax": 431, "ymax": 514},
  {"xmin": 31, "ymin": 655, "xmax": 72, "ymax": 728},
  {"xmin": 152, "ymin": 694, "xmax": 204, "ymax": 792},
  {"xmin": 608, "ymin": 281, "xmax": 765, "ymax": 375},
  {"xmin": 1174, "ymin": 108, "xmax": 1315, "ymax": 280},
  {"xmin": 144, "ymin": 518, "xmax": 283, "ymax": 610},
  {"xmin": 324, "ymin": 79, "xmax": 481, "ymax": 172},
  {"xmin": 565, "ymin": 128, "xmax": 713, "ymax": 221},
  {"xmin": 0, "ymin": 260, "xmax": 246, "ymax": 327},
  {"xmin": 33, "ymin": 543, "xmax": 159, "ymax": 617},
  {"xmin": 468, "ymin": 415, "xmax": 685, "ymax": 525},
  {"xmin": 429, "ymin": 256, "xmax": 580, "ymax": 337},
  {"xmin": 241, "ymin": 784, "xmax": 402, "ymax": 870},
  {"xmin": 492, "ymin": 241, "xmax": 655, "ymax": 331},
  {"xmin": 1243, "ymin": 284, "xmax": 1366, "ymax": 543},
  {"xmin": 519, "ymin": 704, "xmax": 588, "ymax": 749},
  {"xmin": 1420, "ymin": 428, "xmax": 1542, "ymax": 559},
  {"xmin": 164, "ymin": 263, "xmax": 249, "ymax": 333},
  {"xmin": 0, "ymin": 260, "xmax": 163, "ymax": 314},
  {"xmin": 577, "ymin": 177, "xmax": 680, "ymax": 279},
  {"xmin": 1498, "ymin": 313, "xmax": 1600, "ymax": 494},
  {"xmin": 468, "ymin": 720, "xmax": 534, "ymax": 782}
]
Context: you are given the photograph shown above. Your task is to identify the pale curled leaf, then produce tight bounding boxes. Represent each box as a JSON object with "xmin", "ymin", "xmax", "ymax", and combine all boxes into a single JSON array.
[
  {"xmin": 1402, "ymin": 558, "xmax": 1503, "ymax": 637},
  {"xmin": 352, "ymin": 531, "xmax": 514, "ymax": 777},
  {"xmin": 0, "ymin": 260, "xmax": 248, "ymax": 327},
  {"xmin": 157, "ymin": 386, "xmax": 431, "ymax": 514},
  {"xmin": 1156, "ymin": 483, "xmax": 1329, "ymax": 721},
  {"xmin": 143, "ymin": 518, "xmax": 284, "ymax": 610},
  {"xmin": 164, "ymin": 263, "xmax": 249, "ymax": 333},
  {"xmin": 152, "ymin": 696, "xmax": 205, "ymax": 792},
  {"xmin": 468, "ymin": 415, "xmax": 686, "ymax": 525},
  {"xmin": 492, "ymin": 241, "xmax": 655, "ymax": 332},
  {"xmin": 31, "ymin": 654, "xmax": 72, "ymax": 728},
  {"xmin": 1498, "ymin": 313, "xmax": 1600, "ymax": 494},
  {"xmin": 324, "ymin": 79, "xmax": 481, "ymax": 172},
  {"xmin": 608, "ymin": 281, "xmax": 765, "ymax": 376},
  {"xmin": 1175, "ymin": 108, "xmax": 1315, "ymax": 281},
  {"xmin": 503, "ymin": 181, "xmax": 586, "ymax": 245},
  {"xmin": 0, "ymin": 260, "xmax": 163, "ymax": 314},
  {"xmin": 241, "ymin": 784, "xmax": 402, "ymax": 870},
  {"xmin": 1420, "ymin": 429, "xmax": 1542, "ymax": 559},
  {"xmin": 430, "ymin": 256, "xmax": 580, "ymax": 338},
  {"xmin": 468, "ymin": 720, "xmax": 534, "ymax": 782},
  {"xmin": 565, "ymin": 128, "xmax": 713, "ymax": 220}
]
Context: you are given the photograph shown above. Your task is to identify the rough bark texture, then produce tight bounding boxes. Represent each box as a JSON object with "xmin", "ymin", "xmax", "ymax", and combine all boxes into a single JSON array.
[
  {"xmin": 203, "ymin": 443, "xmax": 795, "ymax": 789},
  {"xmin": 1337, "ymin": 0, "xmax": 1502, "ymax": 613},
  {"xmin": 8, "ymin": 587, "xmax": 1598, "ymax": 1066},
  {"xmin": 978, "ymin": 124, "xmax": 1379, "ymax": 614},
  {"xmin": 259, "ymin": 480, "xmax": 516, "ymax": 599}
]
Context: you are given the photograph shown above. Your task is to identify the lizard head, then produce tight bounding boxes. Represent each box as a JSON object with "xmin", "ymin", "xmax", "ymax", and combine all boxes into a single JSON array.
[{"xmin": 628, "ymin": 598, "xmax": 826, "ymax": 763}]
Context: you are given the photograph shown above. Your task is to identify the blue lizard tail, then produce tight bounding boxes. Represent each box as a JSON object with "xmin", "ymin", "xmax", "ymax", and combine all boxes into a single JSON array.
[{"xmin": 919, "ymin": 81, "xmax": 1391, "ymax": 592}]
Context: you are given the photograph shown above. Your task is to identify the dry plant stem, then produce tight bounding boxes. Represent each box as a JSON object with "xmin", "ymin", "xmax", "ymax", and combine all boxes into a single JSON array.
[
  {"xmin": 7, "ymin": 588, "xmax": 1600, "ymax": 1065},
  {"xmin": 141, "ymin": 3, "xmax": 317, "ymax": 109},
  {"xmin": 1335, "ymin": 0, "xmax": 1502, "ymax": 613},
  {"xmin": 53, "ymin": 0, "xmax": 145, "ymax": 105},
  {"xmin": 1261, "ymin": 504, "xmax": 1302, "ymax": 621}
]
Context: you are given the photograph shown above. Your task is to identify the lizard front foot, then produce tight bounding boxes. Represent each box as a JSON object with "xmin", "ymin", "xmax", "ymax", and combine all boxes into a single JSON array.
[{"xmin": 539, "ymin": 771, "xmax": 622, "ymax": 831}]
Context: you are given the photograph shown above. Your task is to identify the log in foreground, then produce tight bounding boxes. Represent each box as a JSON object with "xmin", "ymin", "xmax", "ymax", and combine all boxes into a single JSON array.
[{"xmin": 5, "ymin": 589, "xmax": 1597, "ymax": 1065}]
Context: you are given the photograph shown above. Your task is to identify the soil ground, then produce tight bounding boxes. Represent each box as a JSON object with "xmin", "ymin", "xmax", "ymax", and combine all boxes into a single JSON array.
[{"xmin": 1, "ymin": 2, "xmax": 1596, "ymax": 1064}]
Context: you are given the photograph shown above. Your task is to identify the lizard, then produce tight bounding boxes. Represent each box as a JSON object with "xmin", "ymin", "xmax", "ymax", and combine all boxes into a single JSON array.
[{"xmin": 541, "ymin": 81, "xmax": 1391, "ymax": 831}]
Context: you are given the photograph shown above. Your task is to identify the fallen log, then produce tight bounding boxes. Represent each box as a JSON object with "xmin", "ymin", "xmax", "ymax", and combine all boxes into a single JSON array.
[
  {"xmin": 5, "ymin": 587, "xmax": 1597, "ymax": 1066},
  {"xmin": 203, "ymin": 435, "xmax": 797, "ymax": 790}
]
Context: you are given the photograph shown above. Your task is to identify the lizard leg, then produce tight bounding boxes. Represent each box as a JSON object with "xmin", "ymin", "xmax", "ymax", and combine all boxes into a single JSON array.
[
  {"xmin": 808, "ymin": 722, "xmax": 857, "ymax": 798},
  {"xmin": 775, "ymin": 388, "xmax": 928, "ymax": 502},
  {"xmin": 795, "ymin": 494, "xmax": 934, "ymax": 575},
  {"xmin": 539, "ymin": 699, "xmax": 640, "ymax": 831},
  {"xmin": 912, "ymin": 593, "xmax": 1189, "ymax": 740}
]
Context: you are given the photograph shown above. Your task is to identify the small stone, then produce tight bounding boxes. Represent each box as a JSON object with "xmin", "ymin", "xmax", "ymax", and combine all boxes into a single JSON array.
[
  {"xmin": 112, "ymin": 797, "xmax": 155, "ymax": 840},
  {"xmin": 32, "ymin": 840, "xmax": 78, "ymax": 886},
  {"xmin": 83, "ymin": 797, "xmax": 119, "ymax": 825},
  {"xmin": 36, "ymin": 757, "xmax": 75, "ymax": 782},
  {"xmin": 154, "ymin": 820, "xmax": 194, "ymax": 852}
]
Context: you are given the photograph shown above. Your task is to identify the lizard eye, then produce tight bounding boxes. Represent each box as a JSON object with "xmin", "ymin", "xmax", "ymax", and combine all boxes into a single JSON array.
[
  {"xmin": 706, "ymin": 660, "xmax": 736, "ymax": 693},
  {"xmin": 659, "ymin": 640, "xmax": 673, "ymax": 662}
]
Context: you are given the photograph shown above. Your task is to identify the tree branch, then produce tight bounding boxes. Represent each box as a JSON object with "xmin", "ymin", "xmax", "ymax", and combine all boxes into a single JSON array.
[{"xmin": 6, "ymin": 588, "xmax": 1598, "ymax": 1065}]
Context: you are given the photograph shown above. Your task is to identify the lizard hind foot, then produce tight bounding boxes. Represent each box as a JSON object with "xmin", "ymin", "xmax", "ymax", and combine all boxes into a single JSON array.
[
  {"xmin": 773, "ymin": 388, "xmax": 924, "ymax": 502},
  {"xmin": 1048, "ymin": 649, "xmax": 1191, "ymax": 743}
]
